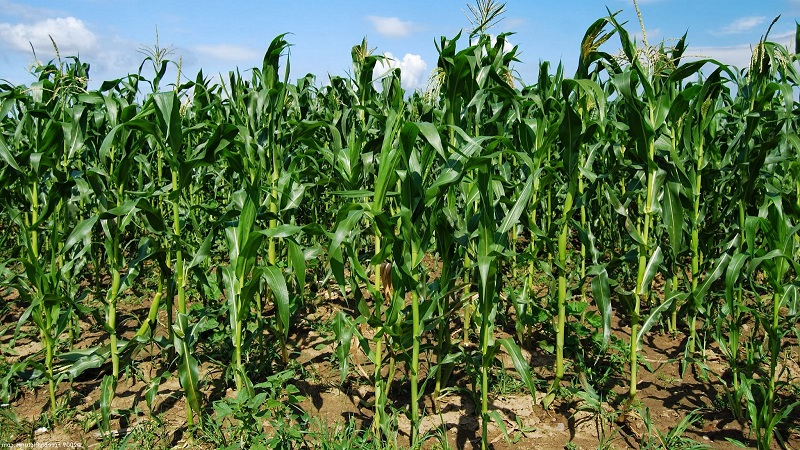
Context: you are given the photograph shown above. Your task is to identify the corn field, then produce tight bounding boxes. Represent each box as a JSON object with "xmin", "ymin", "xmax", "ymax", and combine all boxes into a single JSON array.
[{"xmin": 1, "ymin": 5, "xmax": 799, "ymax": 450}]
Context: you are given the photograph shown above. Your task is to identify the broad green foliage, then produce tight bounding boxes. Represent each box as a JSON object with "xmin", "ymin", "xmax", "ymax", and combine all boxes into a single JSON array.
[{"xmin": 0, "ymin": 9, "xmax": 799, "ymax": 450}]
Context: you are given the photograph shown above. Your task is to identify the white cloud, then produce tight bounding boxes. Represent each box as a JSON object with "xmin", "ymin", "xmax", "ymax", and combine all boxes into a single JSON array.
[
  {"xmin": 366, "ymin": 16, "xmax": 419, "ymax": 38},
  {"xmin": 691, "ymin": 28, "xmax": 797, "ymax": 70},
  {"xmin": 0, "ymin": 0, "xmax": 64, "ymax": 21},
  {"xmin": 193, "ymin": 44, "xmax": 261, "ymax": 62},
  {"xmin": 771, "ymin": 29, "xmax": 797, "ymax": 47},
  {"xmin": 0, "ymin": 17, "xmax": 96, "ymax": 57},
  {"xmin": 714, "ymin": 16, "xmax": 766, "ymax": 35},
  {"xmin": 375, "ymin": 52, "xmax": 427, "ymax": 90},
  {"xmin": 690, "ymin": 44, "xmax": 754, "ymax": 70}
]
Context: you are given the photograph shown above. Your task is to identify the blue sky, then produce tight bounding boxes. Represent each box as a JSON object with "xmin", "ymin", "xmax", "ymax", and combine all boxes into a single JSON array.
[{"xmin": 0, "ymin": 0, "xmax": 797, "ymax": 90}]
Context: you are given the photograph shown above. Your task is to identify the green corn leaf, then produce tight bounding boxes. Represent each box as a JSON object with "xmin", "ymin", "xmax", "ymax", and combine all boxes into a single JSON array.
[
  {"xmin": 415, "ymin": 122, "xmax": 444, "ymax": 156},
  {"xmin": 605, "ymin": 187, "xmax": 629, "ymax": 217},
  {"xmin": 238, "ymin": 233, "xmax": 265, "ymax": 277},
  {"xmin": 330, "ymin": 189, "xmax": 374, "ymax": 198},
  {"xmin": 99, "ymin": 375, "xmax": 116, "ymax": 433},
  {"xmin": 63, "ymin": 216, "xmax": 98, "ymax": 254},
  {"xmin": 636, "ymin": 296, "xmax": 674, "ymax": 348},
  {"xmin": 329, "ymin": 245, "xmax": 346, "ymax": 293},
  {"xmin": 724, "ymin": 252, "xmax": 748, "ymax": 299},
  {"xmin": 563, "ymin": 78, "xmax": 606, "ymax": 121},
  {"xmin": 486, "ymin": 410, "xmax": 511, "ymax": 446},
  {"xmin": 56, "ymin": 347, "xmax": 108, "ymax": 379},
  {"xmin": 399, "ymin": 121, "xmax": 421, "ymax": 164},
  {"xmin": 0, "ymin": 134, "xmax": 22, "ymax": 172},
  {"xmin": 282, "ymin": 181, "xmax": 306, "ymax": 212},
  {"xmin": 498, "ymin": 338, "xmax": 537, "ymax": 404},
  {"xmin": 610, "ymin": 70, "xmax": 636, "ymax": 103},
  {"xmin": 173, "ymin": 314, "xmax": 202, "ymax": 418},
  {"xmin": 744, "ymin": 216, "xmax": 760, "ymax": 253},
  {"xmin": 748, "ymin": 249, "xmax": 791, "ymax": 285},
  {"xmin": 783, "ymin": 285, "xmax": 798, "ymax": 316},
  {"xmin": 256, "ymin": 224, "xmax": 303, "ymax": 238},
  {"xmin": 332, "ymin": 311, "xmax": 355, "ymax": 383},
  {"xmin": 145, "ymin": 375, "xmax": 163, "ymax": 414},
  {"xmin": 178, "ymin": 352, "xmax": 202, "ymax": 418},
  {"xmin": 590, "ymin": 267, "xmax": 612, "ymax": 347},
  {"xmin": 476, "ymin": 170, "xmax": 496, "ymax": 312},
  {"xmin": 237, "ymin": 197, "xmax": 257, "ymax": 254},
  {"xmin": 624, "ymin": 216, "xmax": 645, "ymax": 247},
  {"xmin": 668, "ymin": 60, "xmax": 710, "ymax": 85},
  {"xmin": 663, "ymin": 181, "xmax": 685, "ymax": 257},
  {"xmin": 639, "ymin": 246, "xmax": 663, "ymax": 295},
  {"xmin": 372, "ymin": 111, "xmax": 401, "ymax": 213},
  {"xmin": 100, "ymin": 199, "xmax": 139, "ymax": 221},
  {"xmin": 795, "ymin": 21, "xmax": 799, "ymax": 54},
  {"xmin": 287, "ymin": 239, "xmax": 306, "ymax": 298},
  {"xmin": 239, "ymin": 275, "xmax": 261, "ymax": 322},
  {"xmin": 125, "ymin": 117, "xmax": 157, "ymax": 136},
  {"xmin": 189, "ymin": 123, "xmax": 238, "ymax": 165},
  {"xmin": 498, "ymin": 176, "xmax": 533, "ymax": 235},
  {"xmin": 29, "ymin": 180, "xmax": 74, "ymax": 228},
  {"xmin": 153, "ymin": 91, "xmax": 183, "ymax": 157},
  {"xmin": 694, "ymin": 253, "xmax": 731, "ymax": 303},
  {"xmin": 263, "ymin": 266, "xmax": 290, "ymax": 340},
  {"xmin": 605, "ymin": 10, "xmax": 637, "ymax": 64},
  {"xmin": 224, "ymin": 227, "xmax": 240, "ymax": 265},
  {"xmin": 559, "ymin": 97, "xmax": 582, "ymax": 179},
  {"xmin": 187, "ymin": 232, "xmax": 213, "ymax": 270},
  {"xmin": 135, "ymin": 198, "xmax": 166, "ymax": 233},
  {"xmin": 222, "ymin": 265, "xmax": 238, "ymax": 334},
  {"xmin": 98, "ymin": 124, "xmax": 122, "ymax": 163}
]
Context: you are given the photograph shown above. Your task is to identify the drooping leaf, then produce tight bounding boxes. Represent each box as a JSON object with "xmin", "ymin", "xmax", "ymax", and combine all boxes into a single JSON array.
[
  {"xmin": 636, "ymin": 296, "xmax": 674, "ymax": 348},
  {"xmin": 498, "ymin": 176, "xmax": 533, "ymax": 235},
  {"xmin": 172, "ymin": 314, "xmax": 202, "ymax": 420},
  {"xmin": 498, "ymin": 338, "xmax": 537, "ymax": 403},
  {"xmin": 590, "ymin": 267, "xmax": 612, "ymax": 347},
  {"xmin": 694, "ymin": 252, "xmax": 731, "ymax": 303},
  {"xmin": 99, "ymin": 375, "xmax": 116, "ymax": 433},
  {"xmin": 63, "ymin": 216, "xmax": 98, "ymax": 254},
  {"xmin": 0, "ymin": 134, "xmax": 22, "ymax": 172},
  {"xmin": 263, "ymin": 266, "xmax": 291, "ymax": 340}
]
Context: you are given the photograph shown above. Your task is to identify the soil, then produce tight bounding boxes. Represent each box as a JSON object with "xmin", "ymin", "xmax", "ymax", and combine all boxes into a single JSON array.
[{"xmin": 1, "ymin": 278, "xmax": 799, "ymax": 450}]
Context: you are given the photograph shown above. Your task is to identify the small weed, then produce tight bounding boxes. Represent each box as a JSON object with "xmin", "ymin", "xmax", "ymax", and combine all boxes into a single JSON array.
[
  {"xmin": 425, "ymin": 422, "xmax": 454, "ymax": 450},
  {"xmin": 638, "ymin": 407, "xmax": 709, "ymax": 450},
  {"xmin": 490, "ymin": 367, "xmax": 526, "ymax": 396},
  {"xmin": 200, "ymin": 368, "xmax": 307, "ymax": 449},
  {"xmin": 0, "ymin": 405, "xmax": 31, "ymax": 444},
  {"xmin": 96, "ymin": 418, "xmax": 171, "ymax": 450},
  {"xmin": 656, "ymin": 371, "xmax": 681, "ymax": 387},
  {"xmin": 306, "ymin": 417, "xmax": 384, "ymax": 450},
  {"xmin": 287, "ymin": 356, "xmax": 322, "ymax": 384}
]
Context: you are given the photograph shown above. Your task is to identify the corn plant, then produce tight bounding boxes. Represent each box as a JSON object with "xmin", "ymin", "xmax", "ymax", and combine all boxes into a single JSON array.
[
  {"xmin": 741, "ymin": 200, "xmax": 800, "ymax": 449},
  {"xmin": 147, "ymin": 86, "xmax": 237, "ymax": 427},
  {"xmin": 601, "ymin": 10, "xmax": 723, "ymax": 403},
  {"xmin": 545, "ymin": 76, "xmax": 607, "ymax": 405}
]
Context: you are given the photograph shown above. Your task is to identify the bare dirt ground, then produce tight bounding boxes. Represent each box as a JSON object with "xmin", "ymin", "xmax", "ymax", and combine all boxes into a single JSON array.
[{"xmin": 2, "ymin": 283, "xmax": 799, "ymax": 450}]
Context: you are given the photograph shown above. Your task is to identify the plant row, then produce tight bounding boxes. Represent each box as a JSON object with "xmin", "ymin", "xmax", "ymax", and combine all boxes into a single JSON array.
[{"xmin": 1, "ymin": 9, "xmax": 799, "ymax": 450}]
